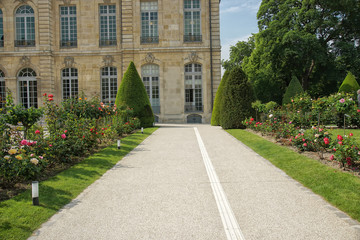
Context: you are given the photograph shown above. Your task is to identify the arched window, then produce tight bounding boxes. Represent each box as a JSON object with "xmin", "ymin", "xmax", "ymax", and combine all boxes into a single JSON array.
[
  {"xmin": 101, "ymin": 67, "xmax": 117, "ymax": 105},
  {"xmin": 18, "ymin": 68, "xmax": 37, "ymax": 108},
  {"xmin": 62, "ymin": 68, "xmax": 78, "ymax": 99},
  {"xmin": 0, "ymin": 70, "xmax": 5, "ymax": 108},
  {"xmin": 142, "ymin": 64, "xmax": 160, "ymax": 113},
  {"xmin": 185, "ymin": 63, "xmax": 202, "ymax": 112},
  {"xmin": 15, "ymin": 5, "xmax": 35, "ymax": 47},
  {"xmin": 0, "ymin": 9, "xmax": 4, "ymax": 47}
]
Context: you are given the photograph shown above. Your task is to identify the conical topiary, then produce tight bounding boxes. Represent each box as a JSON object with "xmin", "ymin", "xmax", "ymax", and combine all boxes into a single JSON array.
[
  {"xmin": 211, "ymin": 70, "xmax": 230, "ymax": 126},
  {"xmin": 220, "ymin": 66, "xmax": 255, "ymax": 129},
  {"xmin": 282, "ymin": 76, "xmax": 304, "ymax": 105},
  {"xmin": 338, "ymin": 72, "xmax": 360, "ymax": 94},
  {"xmin": 115, "ymin": 62, "xmax": 154, "ymax": 127}
]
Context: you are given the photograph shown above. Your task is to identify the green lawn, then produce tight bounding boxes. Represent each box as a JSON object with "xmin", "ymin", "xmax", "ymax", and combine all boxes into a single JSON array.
[
  {"xmin": 0, "ymin": 127, "xmax": 158, "ymax": 240},
  {"xmin": 227, "ymin": 129, "xmax": 360, "ymax": 222}
]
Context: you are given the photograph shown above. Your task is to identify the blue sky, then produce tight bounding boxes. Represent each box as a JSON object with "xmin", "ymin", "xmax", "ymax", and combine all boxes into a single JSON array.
[{"xmin": 220, "ymin": 0, "xmax": 262, "ymax": 62}]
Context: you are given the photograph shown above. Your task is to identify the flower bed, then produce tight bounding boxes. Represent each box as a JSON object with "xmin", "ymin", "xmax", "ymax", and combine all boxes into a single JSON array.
[
  {"xmin": 244, "ymin": 92, "xmax": 360, "ymax": 174},
  {"xmin": 0, "ymin": 93, "xmax": 141, "ymax": 192}
]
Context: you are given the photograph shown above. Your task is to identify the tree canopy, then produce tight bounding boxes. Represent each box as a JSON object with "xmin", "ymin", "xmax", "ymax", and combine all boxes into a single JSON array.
[{"xmin": 225, "ymin": 0, "xmax": 360, "ymax": 104}]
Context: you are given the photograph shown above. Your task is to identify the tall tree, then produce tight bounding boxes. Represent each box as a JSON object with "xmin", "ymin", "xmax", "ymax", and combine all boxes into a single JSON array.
[
  {"xmin": 243, "ymin": 0, "xmax": 360, "ymax": 103},
  {"xmin": 222, "ymin": 35, "xmax": 255, "ymax": 71}
]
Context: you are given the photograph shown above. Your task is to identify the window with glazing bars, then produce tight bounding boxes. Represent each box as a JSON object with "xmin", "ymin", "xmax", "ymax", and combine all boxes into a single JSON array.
[
  {"xmin": 15, "ymin": 5, "xmax": 35, "ymax": 47},
  {"xmin": 62, "ymin": 68, "xmax": 78, "ymax": 99},
  {"xmin": 0, "ymin": 9, "xmax": 3, "ymax": 47},
  {"xmin": 185, "ymin": 63, "xmax": 202, "ymax": 112},
  {"xmin": 101, "ymin": 67, "xmax": 117, "ymax": 105},
  {"xmin": 0, "ymin": 70, "xmax": 5, "ymax": 109},
  {"xmin": 184, "ymin": 0, "xmax": 201, "ymax": 42},
  {"xmin": 18, "ymin": 68, "xmax": 38, "ymax": 108},
  {"xmin": 141, "ymin": 2, "xmax": 158, "ymax": 44},
  {"xmin": 142, "ymin": 64, "xmax": 160, "ymax": 113},
  {"xmin": 60, "ymin": 6, "xmax": 77, "ymax": 47},
  {"xmin": 99, "ymin": 5, "xmax": 116, "ymax": 46}
]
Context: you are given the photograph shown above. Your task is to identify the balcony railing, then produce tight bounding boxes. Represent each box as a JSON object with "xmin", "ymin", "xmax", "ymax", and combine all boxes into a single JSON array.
[
  {"xmin": 60, "ymin": 40, "xmax": 77, "ymax": 48},
  {"xmin": 152, "ymin": 105, "xmax": 160, "ymax": 114},
  {"xmin": 15, "ymin": 40, "xmax": 35, "ymax": 47},
  {"xmin": 141, "ymin": 36, "xmax": 159, "ymax": 44},
  {"xmin": 99, "ymin": 39, "xmax": 117, "ymax": 47},
  {"xmin": 185, "ymin": 104, "xmax": 203, "ymax": 113},
  {"xmin": 184, "ymin": 34, "xmax": 202, "ymax": 42}
]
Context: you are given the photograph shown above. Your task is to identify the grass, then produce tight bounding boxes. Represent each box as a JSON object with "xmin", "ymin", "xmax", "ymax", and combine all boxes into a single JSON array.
[
  {"xmin": 227, "ymin": 129, "xmax": 360, "ymax": 222},
  {"xmin": 0, "ymin": 127, "xmax": 158, "ymax": 240}
]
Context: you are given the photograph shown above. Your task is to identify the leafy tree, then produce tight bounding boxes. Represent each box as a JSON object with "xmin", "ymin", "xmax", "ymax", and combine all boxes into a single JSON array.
[
  {"xmin": 338, "ymin": 72, "xmax": 360, "ymax": 95},
  {"xmin": 220, "ymin": 67, "xmax": 255, "ymax": 129},
  {"xmin": 242, "ymin": 0, "xmax": 360, "ymax": 103},
  {"xmin": 211, "ymin": 70, "xmax": 230, "ymax": 126},
  {"xmin": 222, "ymin": 35, "xmax": 255, "ymax": 71},
  {"xmin": 282, "ymin": 76, "xmax": 304, "ymax": 105},
  {"xmin": 115, "ymin": 62, "xmax": 154, "ymax": 127}
]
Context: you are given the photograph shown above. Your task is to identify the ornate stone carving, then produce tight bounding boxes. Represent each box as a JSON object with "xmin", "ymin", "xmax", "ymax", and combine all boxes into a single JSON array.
[
  {"xmin": 20, "ymin": 56, "xmax": 31, "ymax": 66},
  {"xmin": 186, "ymin": 52, "xmax": 200, "ymax": 63},
  {"xmin": 64, "ymin": 57, "xmax": 75, "ymax": 68},
  {"xmin": 145, "ymin": 53, "xmax": 155, "ymax": 63},
  {"xmin": 58, "ymin": 0, "xmax": 72, "ymax": 5},
  {"xmin": 14, "ymin": 0, "xmax": 28, "ymax": 3},
  {"xmin": 103, "ymin": 55, "xmax": 114, "ymax": 67}
]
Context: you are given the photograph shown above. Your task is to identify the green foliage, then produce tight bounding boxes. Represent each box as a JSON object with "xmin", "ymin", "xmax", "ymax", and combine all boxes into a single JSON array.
[
  {"xmin": 211, "ymin": 70, "xmax": 230, "ymax": 126},
  {"xmin": 222, "ymin": 35, "xmax": 255, "ymax": 71},
  {"xmin": 265, "ymin": 101, "xmax": 278, "ymax": 113},
  {"xmin": 241, "ymin": 0, "xmax": 360, "ymax": 103},
  {"xmin": 115, "ymin": 62, "xmax": 154, "ymax": 127},
  {"xmin": 338, "ymin": 72, "xmax": 360, "ymax": 94},
  {"xmin": 282, "ymin": 76, "xmax": 304, "ymax": 105},
  {"xmin": 220, "ymin": 67, "xmax": 255, "ymax": 129}
]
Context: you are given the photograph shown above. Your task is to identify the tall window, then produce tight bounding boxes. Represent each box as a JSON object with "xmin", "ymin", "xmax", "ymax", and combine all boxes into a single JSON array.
[
  {"xmin": 142, "ymin": 65, "xmax": 160, "ymax": 113},
  {"xmin": 99, "ymin": 5, "xmax": 116, "ymax": 46},
  {"xmin": 18, "ymin": 68, "xmax": 37, "ymax": 108},
  {"xmin": 184, "ymin": 0, "xmax": 201, "ymax": 42},
  {"xmin": 15, "ymin": 5, "xmax": 35, "ymax": 47},
  {"xmin": 185, "ymin": 63, "xmax": 202, "ymax": 112},
  {"xmin": 62, "ymin": 68, "xmax": 78, "ymax": 99},
  {"xmin": 0, "ymin": 9, "xmax": 3, "ymax": 47},
  {"xmin": 141, "ymin": 2, "xmax": 158, "ymax": 44},
  {"xmin": 0, "ymin": 70, "xmax": 5, "ymax": 109},
  {"xmin": 60, "ymin": 6, "xmax": 77, "ymax": 47},
  {"xmin": 101, "ymin": 67, "xmax": 117, "ymax": 105}
]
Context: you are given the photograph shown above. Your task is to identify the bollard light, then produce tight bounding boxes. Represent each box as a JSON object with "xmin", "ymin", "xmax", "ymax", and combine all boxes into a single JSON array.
[
  {"xmin": 117, "ymin": 140, "xmax": 121, "ymax": 149},
  {"xmin": 141, "ymin": 127, "xmax": 144, "ymax": 134},
  {"xmin": 32, "ymin": 181, "xmax": 39, "ymax": 206}
]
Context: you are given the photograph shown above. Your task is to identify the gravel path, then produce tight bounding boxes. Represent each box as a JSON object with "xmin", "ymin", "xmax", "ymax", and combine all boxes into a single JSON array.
[{"xmin": 29, "ymin": 124, "xmax": 360, "ymax": 240}]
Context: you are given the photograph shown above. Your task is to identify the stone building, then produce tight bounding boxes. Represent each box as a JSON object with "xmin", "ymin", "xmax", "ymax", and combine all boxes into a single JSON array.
[{"xmin": 0, "ymin": 0, "xmax": 221, "ymax": 123}]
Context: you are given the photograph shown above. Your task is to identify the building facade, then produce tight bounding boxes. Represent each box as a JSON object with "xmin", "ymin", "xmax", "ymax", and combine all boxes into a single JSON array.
[{"xmin": 0, "ymin": 0, "xmax": 221, "ymax": 123}]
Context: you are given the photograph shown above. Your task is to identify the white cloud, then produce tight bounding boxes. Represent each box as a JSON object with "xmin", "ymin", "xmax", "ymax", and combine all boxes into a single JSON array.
[
  {"xmin": 220, "ymin": 6, "xmax": 241, "ymax": 14},
  {"xmin": 221, "ymin": 0, "xmax": 262, "ymax": 14}
]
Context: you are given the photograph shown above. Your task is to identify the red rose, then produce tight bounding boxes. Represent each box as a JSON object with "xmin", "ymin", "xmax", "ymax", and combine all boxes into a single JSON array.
[
  {"xmin": 337, "ymin": 135, "xmax": 343, "ymax": 141},
  {"xmin": 48, "ymin": 94, "xmax": 54, "ymax": 98}
]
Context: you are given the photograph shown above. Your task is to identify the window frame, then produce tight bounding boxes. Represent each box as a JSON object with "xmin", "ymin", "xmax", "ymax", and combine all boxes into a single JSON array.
[
  {"xmin": 99, "ymin": 5, "xmax": 117, "ymax": 47},
  {"xmin": 140, "ymin": 1, "xmax": 159, "ymax": 44},
  {"xmin": 62, "ymin": 68, "xmax": 79, "ymax": 99},
  {"xmin": 101, "ymin": 66, "xmax": 118, "ymax": 105},
  {"xmin": 18, "ymin": 68, "xmax": 38, "ymax": 108},
  {"xmin": 183, "ymin": 0, "xmax": 202, "ymax": 42},
  {"xmin": 15, "ymin": 5, "xmax": 36, "ymax": 47},
  {"xmin": 141, "ymin": 64, "xmax": 160, "ymax": 113},
  {"xmin": 184, "ymin": 63, "xmax": 203, "ymax": 112},
  {"xmin": 60, "ymin": 5, "xmax": 77, "ymax": 48}
]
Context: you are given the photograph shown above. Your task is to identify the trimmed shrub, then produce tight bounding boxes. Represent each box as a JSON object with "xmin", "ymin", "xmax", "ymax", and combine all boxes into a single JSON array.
[
  {"xmin": 338, "ymin": 72, "xmax": 360, "ymax": 95},
  {"xmin": 211, "ymin": 70, "xmax": 230, "ymax": 126},
  {"xmin": 282, "ymin": 76, "xmax": 304, "ymax": 105},
  {"xmin": 115, "ymin": 62, "xmax": 154, "ymax": 127},
  {"xmin": 220, "ymin": 67, "xmax": 255, "ymax": 129}
]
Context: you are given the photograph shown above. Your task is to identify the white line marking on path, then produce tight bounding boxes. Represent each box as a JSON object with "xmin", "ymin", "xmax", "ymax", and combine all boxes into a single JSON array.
[{"xmin": 194, "ymin": 127, "xmax": 245, "ymax": 240}]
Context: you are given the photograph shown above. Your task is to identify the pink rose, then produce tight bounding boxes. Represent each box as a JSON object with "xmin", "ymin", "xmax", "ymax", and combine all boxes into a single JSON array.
[
  {"xmin": 349, "ymin": 133, "xmax": 353, "ymax": 137},
  {"xmin": 303, "ymin": 143, "xmax": 307, "ymax": 147},
  {"xmin": 61, "ymin": 134, "xmax": 66, "ymax": 139},
  {"xmin": 35, "ymin": 130, "xmax": 41, "ymax": 134},
  {"xmin": 330, "ymin": 155, "xmax": 334, "ymax": 161}
]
